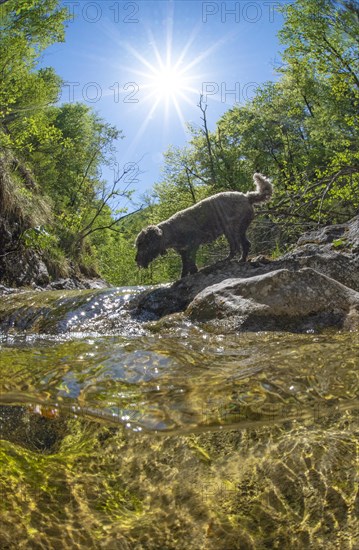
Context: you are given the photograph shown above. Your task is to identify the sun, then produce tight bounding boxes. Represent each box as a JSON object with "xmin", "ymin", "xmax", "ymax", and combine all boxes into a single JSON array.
[
  {"xmin": 126, "ymin": 43, "xmax": 199, "ymax": 115},
  {"xmin": 120, "ymin": 28, "xmax": 209, "ymax": 120},
  {"xmin": 149, "ymin": 65, "xmax": 188, "ymax": 100},
  {"xmin": 118, "ymin": 42, "xmax": 202, "ymax": 145},
  {"xmin": 113, "ymin": 24, "xmax": 229, "ymax": 153}
]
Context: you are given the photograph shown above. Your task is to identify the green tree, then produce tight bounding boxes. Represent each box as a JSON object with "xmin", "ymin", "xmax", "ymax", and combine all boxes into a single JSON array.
[
  {"xmin": 277, "ymin": 0, "xmax": 359, "ymax": 222},
  {"xmin": 0, "ymin": 1, "xmax": 135, "ymax": 282},
  {"xmin": 0, "ymin": 0, "xmax": 69, "ymax": 146}
]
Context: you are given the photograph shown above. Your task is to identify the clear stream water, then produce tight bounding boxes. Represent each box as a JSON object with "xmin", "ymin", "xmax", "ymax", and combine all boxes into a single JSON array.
[{"xmin": 0, "ymin": 287, "xmax": 358, "ymax": 549}]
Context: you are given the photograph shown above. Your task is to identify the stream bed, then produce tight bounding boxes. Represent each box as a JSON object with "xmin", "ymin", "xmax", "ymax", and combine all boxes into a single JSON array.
[{"xmin": 0, "ymin": 286, "xmax": 358, "ymax": 549}]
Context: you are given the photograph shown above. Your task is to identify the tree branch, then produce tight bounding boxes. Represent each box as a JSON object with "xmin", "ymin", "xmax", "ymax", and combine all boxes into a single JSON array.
[
  {"xmin": 198, "ymin": 95, "xmax": 216, "ymax": 185},
  {"xmin": 80, "ymin": 206, "xmax": 144, "ymax": 239}
]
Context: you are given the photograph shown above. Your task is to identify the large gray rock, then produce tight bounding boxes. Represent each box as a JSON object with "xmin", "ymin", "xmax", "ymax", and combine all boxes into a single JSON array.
[
  {"xmin": 295, "ymin": 215, "xmax": 359, "ymax": 251},
  {"xmin": 186, "ymin": 268, "xmax": 359, "ymax": 332},
  {"xmin": 0, "ymin": 249, "xmax": 50, "ymax": 287}
]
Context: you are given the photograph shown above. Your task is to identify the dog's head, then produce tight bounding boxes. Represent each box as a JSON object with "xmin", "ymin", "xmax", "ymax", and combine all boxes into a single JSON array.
[{"xmin": 135, "ymin": 225, "xmax": 164, "ymax": 268}]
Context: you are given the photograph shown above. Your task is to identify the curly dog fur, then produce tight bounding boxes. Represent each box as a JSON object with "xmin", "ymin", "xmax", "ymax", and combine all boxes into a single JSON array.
[{"xmin": 136, "ymin": 173, "xmax": 273, "ymax": 278}]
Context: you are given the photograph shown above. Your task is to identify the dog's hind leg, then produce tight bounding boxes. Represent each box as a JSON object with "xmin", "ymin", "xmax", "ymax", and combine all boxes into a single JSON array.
[
  {"xmin": 238, "ymin": 210, "xmax": 254, "ymax": 262},
  {"xmin": 225, "ymin": 227, "xmax": 251, "ymax": 262},
  {"xmin": 239, "ymin": 232, "xmax": 251, "ymax": 262},
  {"xmin": 224, "ymin": 234, "xmax": 238, "ymax": 261},
  {"xmin": 225, "ymin": 228, "xmax": 246, "ymax": 261},
  {"xmin": 237, "ymin": 216, "xmax": 253, "ymax": 262}
]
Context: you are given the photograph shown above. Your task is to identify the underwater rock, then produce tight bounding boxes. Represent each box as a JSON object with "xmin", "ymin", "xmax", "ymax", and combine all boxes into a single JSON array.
[
  {"xmin": 0, "ymin": 405, "xmax": 67, "ymax": 452},
  {"xmin": 186, "ymin": 268, "xmax": 359, "ymax": 332}
]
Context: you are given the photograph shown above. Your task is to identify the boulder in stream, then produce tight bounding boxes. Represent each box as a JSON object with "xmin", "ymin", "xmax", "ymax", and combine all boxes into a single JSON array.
[{"xmin": 186, "ymin": 267, "xmax": 359, "ymax": 332}]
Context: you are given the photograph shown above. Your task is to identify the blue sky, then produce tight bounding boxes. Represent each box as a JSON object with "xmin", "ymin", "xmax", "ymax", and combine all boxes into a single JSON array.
[{"xmin": 42, "ymin": 0, "xmax": 287, "ymax": 208}]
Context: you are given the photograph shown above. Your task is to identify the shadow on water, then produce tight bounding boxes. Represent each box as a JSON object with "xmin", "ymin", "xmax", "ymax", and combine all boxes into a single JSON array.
[{"xmin": 0, "ymin": 286, "xmax": 358, "ymax": 549}]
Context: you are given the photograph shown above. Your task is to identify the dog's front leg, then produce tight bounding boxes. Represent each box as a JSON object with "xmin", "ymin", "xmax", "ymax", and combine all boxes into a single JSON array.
[{"xmin": 179, "ymin": 249, "xmax": 198, "ymax": 278}]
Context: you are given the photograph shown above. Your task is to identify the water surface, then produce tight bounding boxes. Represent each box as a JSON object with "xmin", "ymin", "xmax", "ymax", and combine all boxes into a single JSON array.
[{"xmin": 0, "ymin": 287, "xmax": 358, "ymax": 549}]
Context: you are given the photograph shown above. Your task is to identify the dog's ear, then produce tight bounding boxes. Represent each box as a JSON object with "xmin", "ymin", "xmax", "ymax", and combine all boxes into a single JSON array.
[
  {"xmin": 148, "ymin": 225, "xmax": 163, "ymax": 238},
  {"xmin": 148, "ymin": 226, "xmax": 166, "ymax": 256},
  {"xmin": 136, "ymin": 225, "xmax": 162, "ymax": 245}
]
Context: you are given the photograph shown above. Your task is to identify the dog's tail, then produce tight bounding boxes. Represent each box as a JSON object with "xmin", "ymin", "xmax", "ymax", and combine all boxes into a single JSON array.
[{"xmin": 246, "ymin": 173, "xmax": 273, "ymax": 204}]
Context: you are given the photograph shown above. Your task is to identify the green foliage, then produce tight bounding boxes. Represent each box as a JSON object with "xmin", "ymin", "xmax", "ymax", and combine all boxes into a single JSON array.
[
  {"xmin": 0, "ymin": 0, "xmax": 134, "ymax": 283},
  {"xmin": 22, "ymin": 225, "xmax": 58, "ymax": 252},
  {"xmin": 0, "ymin": 0, "xmax": 68, "ymax": 134},
  {"xmin": 332, "ymin": 238, "xmax": 345, "ymax": 248}
]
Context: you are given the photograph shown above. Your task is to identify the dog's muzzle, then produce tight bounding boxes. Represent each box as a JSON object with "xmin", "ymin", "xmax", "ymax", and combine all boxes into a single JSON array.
[{"xmin": 136, "ymin": 258, "xmax": 149, "ymax": 269}]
